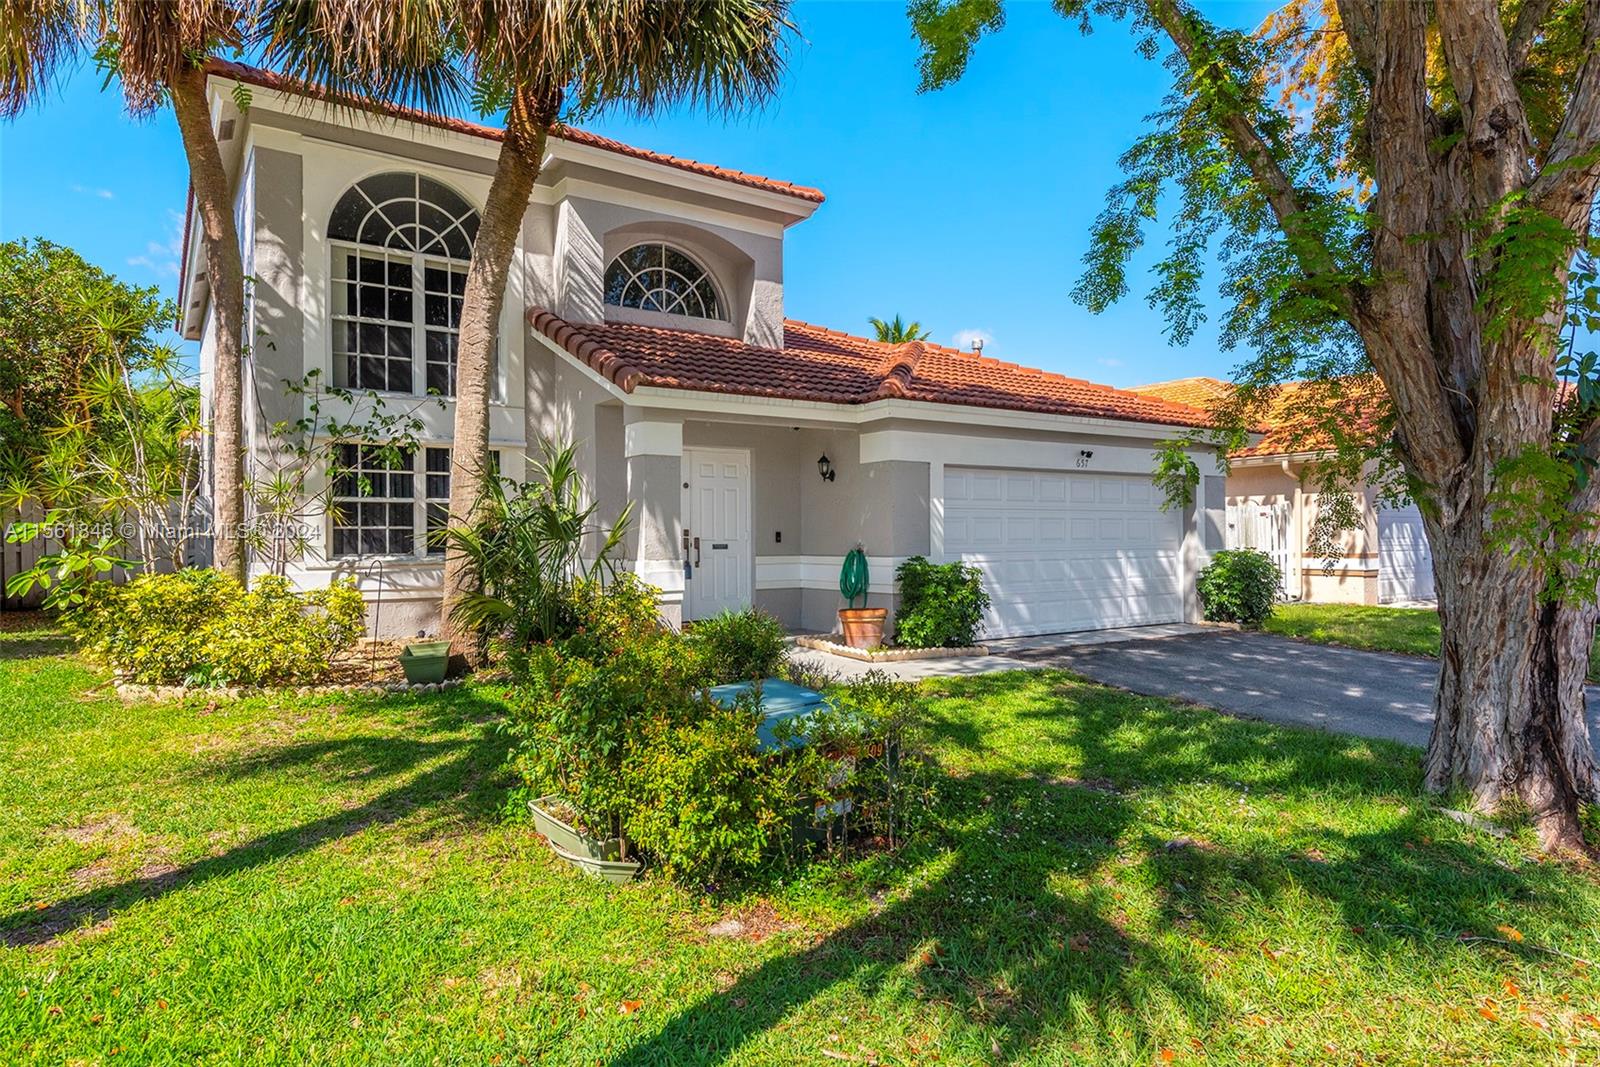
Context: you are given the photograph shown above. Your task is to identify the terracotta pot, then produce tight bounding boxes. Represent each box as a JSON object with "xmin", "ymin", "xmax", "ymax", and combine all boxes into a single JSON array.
[{"xmin": 837, "ymin": 607, "xmax": 888, "ymax": 649}]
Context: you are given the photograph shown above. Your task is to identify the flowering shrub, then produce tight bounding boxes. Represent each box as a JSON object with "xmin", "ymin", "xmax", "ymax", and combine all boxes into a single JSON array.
[{"xmin": 70, "ymin": 569, "xmax": 365, "ymax": 686}]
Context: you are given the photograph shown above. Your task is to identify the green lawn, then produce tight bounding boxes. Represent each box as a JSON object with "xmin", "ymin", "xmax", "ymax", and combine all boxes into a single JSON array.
[
  {"xmin": 1264, "ymin": 603, "xmax": 1600, "ymax": 680},
  {"xmin": 4, "ymin": 619, "xmax": 1600, "ymax": 1064}
]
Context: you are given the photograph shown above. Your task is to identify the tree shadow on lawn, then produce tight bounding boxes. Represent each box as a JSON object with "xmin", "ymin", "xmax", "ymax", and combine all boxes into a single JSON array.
[
  {"xmin": 0, "ymin": 687, "xmax": 515, "ymax": 947},
  {"xmin": 0, "ymin": 632, "xmax": 73, "ymax": 660},
  {"xmin": 610, "ymin": 671, "xmax": 1597, "ymax": 1065}
]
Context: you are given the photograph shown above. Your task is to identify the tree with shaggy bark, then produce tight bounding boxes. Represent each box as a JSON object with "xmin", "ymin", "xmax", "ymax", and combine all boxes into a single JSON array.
[
  {"xmin": 912, "ymin": 0, "xmax": 1600, "ymax": 850},
  {"xmin": 270, "ymin": 1, "xmax": 791, "ymax": 654}
]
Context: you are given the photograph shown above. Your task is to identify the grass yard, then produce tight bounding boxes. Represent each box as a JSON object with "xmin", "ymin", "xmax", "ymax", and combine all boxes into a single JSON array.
[
  {"xmin": 4, "ymin": 619, "xmax": 1600, "ymax": 1064},
  {"xmin": 1264, "ymin": 602, "xmax": 1600, "ymax": 679}
]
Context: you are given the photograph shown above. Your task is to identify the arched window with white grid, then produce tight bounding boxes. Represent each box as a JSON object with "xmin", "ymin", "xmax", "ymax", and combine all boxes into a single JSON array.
[
  {"xmin": 603, "ymin": 242, "xmax": 725, "ymax": 321},
  {"xmin": 327, "ymin": 172, "xmax": 481, "ymax": 395}
]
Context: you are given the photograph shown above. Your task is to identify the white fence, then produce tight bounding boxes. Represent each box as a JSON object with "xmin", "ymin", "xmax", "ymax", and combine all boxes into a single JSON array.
[{"xmin": 1225, "ymin": 500, "xmax": 1299, "ymax": 599}]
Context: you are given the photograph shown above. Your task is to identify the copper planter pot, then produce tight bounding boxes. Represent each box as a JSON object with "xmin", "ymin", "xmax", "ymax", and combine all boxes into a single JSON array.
[{"xmin": 837, "ymin": 607, "xmax": 888, "ymax": 649}]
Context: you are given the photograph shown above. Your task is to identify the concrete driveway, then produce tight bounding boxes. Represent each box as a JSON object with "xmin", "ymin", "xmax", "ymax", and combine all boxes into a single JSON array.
[{"xmin": 1011, "ymin": 630, "xmax": 1600, "ymax": 753}]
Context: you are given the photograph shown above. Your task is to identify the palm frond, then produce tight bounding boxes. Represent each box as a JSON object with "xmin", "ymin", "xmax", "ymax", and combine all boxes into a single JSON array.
[
  {"xmin": 252, "ymin": 0, "xmax": 469, "ymax": 119},
  {"xmin": 110, "ymin": 0, "xmax": 246, "ymax": 115},
  {"xmin": 0, "ymin": 0, "xmax": 90, "ymax": 118},
  {"xmin": 453, "ymin": 0, "xmax": 790, "ymax": 123}
]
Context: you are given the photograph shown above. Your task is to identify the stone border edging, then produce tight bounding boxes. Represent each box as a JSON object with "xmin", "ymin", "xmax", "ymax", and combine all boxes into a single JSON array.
[
  {"xmin": 792, "ymin": 636, "xmax": 988, "ymax": 662},
  {"xmin": 111, "ymin": 677, "xmax": 469, "ymax": 702}
]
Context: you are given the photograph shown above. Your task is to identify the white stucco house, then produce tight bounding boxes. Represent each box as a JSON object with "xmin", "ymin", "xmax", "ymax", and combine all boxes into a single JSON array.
[{"xmin": 181, "ymin": 61, "xmax": 1226, "ymax": 640}]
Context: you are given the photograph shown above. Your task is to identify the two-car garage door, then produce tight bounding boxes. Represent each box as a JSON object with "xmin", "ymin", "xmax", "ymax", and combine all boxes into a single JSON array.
[{"xmin": 943, "ymin": 466, "xmax": 1185, "ymax": 638}]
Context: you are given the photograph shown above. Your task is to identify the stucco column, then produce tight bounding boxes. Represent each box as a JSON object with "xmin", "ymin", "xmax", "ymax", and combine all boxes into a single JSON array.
[{"xmin": 624, "ymin": 411, "xmax": 685, "ymax": 626}]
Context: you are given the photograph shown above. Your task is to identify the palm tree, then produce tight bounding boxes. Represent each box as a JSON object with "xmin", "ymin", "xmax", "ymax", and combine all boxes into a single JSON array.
[
  {"xmin": 1, "ymin": 0, "xmax": 250, "ymax": 582},
  {"xmin": 869, "ymin": 315, "xmax": 930, "ymax": 344},
  {"xmin": 269, "ymin": 1, "xmax": 792, "ymax": 651}
]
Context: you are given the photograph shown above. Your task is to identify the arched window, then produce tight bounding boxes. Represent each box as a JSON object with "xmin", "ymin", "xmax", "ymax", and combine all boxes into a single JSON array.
[
  {"xmin": 328, "ymin": 173, "xmax": 481, "ymax": 395},
  {"xmin": 603, "ymin": 242, "xmax": 723, "ymax": 321}
]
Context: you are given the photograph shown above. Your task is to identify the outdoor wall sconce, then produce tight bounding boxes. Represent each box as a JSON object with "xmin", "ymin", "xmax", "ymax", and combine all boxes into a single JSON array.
[
  {"xmin": 1079, "ymin": 449, "xmax": 1095, "ymax": 460},
  {"xmin": 817, "ymin": 454, "xmax": 836, "ymax": 482}
]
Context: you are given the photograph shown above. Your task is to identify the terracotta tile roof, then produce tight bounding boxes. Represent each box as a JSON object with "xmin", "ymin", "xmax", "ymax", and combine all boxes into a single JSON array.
[
  {"xmin": 204, "ymin": 59, "xmax": 824, "ymax": 204},
  {"xmin": 1132, "ymin": 375, "xmax": 1387, "ymax": 457},
  {"xmin": 1128, "ymin": 377, "xmax": 1234, "ymax": 411},
  {"xmin": 529, "ymin": 311, "xmax": 1214, "ymax": 428}
]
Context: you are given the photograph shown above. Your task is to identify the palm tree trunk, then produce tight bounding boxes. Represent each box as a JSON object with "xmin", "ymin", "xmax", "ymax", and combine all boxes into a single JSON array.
[
  {"xmin": 440, "ymin": 87, "xmax": 557, "ymax": 652},
  {"xmin": 170, "ymin": 64, "xmax": 247, "ymax": 583}
]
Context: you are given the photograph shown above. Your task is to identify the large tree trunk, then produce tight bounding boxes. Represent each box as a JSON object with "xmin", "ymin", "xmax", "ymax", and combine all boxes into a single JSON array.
[
  {"xmin": 1424, "ymin": 520, "xmax": 1598, "ymax": 852},
  {"xmin": 170, "ymin": 65, "xmax": 246, "ymax": 583},
  {"xmin": 440, "ymin": 88, "xmax": 556, "ymax": 654}
]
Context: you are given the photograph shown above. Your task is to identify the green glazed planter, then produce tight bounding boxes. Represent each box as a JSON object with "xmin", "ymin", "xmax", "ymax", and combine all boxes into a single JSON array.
[
  {"xmin": 529, "ymin": 796, "xmax": 641, "ymax": 883},
  {"xmin": 398, "ymin": 641, "xmax": 450, "ymax": 684}
]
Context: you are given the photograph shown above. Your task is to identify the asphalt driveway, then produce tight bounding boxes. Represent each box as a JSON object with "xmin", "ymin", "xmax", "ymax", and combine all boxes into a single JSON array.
[{"xmin": 1011, "ymin": 630, "xmax": 1600, "ymax": 753}]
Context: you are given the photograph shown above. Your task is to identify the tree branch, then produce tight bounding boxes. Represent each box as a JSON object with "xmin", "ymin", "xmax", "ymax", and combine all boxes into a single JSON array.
[
  {"xmin": 1435, "ymin": 0, "xmax": 1533, "ymax": 213},
  {"xmin": 1509, "ymin": 0, "xmax": 1558, "ymax": 72},
  {"xmin": 1532, "ymin": 0, "xmax": 1600, "ymax": 231},
  {"xmin": 1363, "ymin": 0, "xmax": 1474, "ymax": 485},
  {"xmin": 1332, "ymin": 0, "xmax": 1378, "ymax": 80},
  {"xmin": 1148, "ymin": 0, "xmax": 1347, "ymax": 289}
]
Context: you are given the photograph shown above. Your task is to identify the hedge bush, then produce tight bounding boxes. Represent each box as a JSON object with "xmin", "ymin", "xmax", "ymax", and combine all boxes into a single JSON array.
[
  {"xmin": 689, "ymin": 608, "xmax": 787, "ymax": 683},
  {"xmin": 625, "ymin": 692, "xmax": 804, "ymax": 880},
  {"xmin": 510, "ymin": 581, "xmax": 930, "ymax": 881},
  {"xmin": 893, "ymin": 556, "xmax": 990, "ymax": 648},
  {"xmin": 69, "ymin": 570, "xmax": 365, "ymax": 686},
  {"xmin": 1196, "ymin": 549, "xmax": 1282, "ymax": 627}
]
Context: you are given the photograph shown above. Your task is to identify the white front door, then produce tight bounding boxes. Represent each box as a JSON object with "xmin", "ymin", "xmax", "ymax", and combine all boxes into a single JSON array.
[
  {"xmin": 944, "ymin": 466, "xmax": 1185, "ymax": 638},
  {"xmin": 683, "ymin": 447, "xmax": 752, "ymax": 621}
]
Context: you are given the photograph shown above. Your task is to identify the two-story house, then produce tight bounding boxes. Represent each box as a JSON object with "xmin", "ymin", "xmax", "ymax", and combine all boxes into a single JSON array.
[{"xmin": 180, "ymin": 61, "xmax": 1226, "ymax": 640}]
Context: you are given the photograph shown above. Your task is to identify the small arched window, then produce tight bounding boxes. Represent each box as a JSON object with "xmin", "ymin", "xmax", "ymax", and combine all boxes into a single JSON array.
[
  {"xmin": 603, "ymin": 243, "xmax": 723, "ymax": 321},
  {"xmin": 328, "ymin": 173, "xmax": 481, "ymax": 395}
]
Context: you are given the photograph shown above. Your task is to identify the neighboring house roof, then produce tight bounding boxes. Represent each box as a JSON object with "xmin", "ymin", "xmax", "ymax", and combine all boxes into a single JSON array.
[
  {"xmin": 1131, "ymin": 375, "xmax": 1386, "ymax": 457},
  {"xmin": 1127, "ymin": 376, "xmax": 1234, "ymax": 412},
  {"xmin": 205, "ymin": 59, "xmax": 825, "ymax": 204},
  {"xmin": 529, "ymin": 311, "xmax": 1214, "ymax": 428}
]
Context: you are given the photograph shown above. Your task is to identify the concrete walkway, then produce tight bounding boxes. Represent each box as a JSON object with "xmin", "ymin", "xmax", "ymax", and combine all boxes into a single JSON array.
[{"xmin": 786, "ymin": 623, "xmax": 1215, "ymax": 682}]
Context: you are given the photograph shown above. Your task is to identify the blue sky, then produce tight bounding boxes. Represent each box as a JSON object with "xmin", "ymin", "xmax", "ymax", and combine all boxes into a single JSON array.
[{"xmin": 0, "ymin": 1, "xmax": 1267, "ymax": 388}]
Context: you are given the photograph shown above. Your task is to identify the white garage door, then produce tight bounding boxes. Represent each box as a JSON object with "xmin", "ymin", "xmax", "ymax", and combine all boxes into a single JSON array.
[
  {"xmin": 943, "ymin": 466, "xmax": 1184, "ymax": 638},
  {"xmin": 1379, "ymin": 503, "xmax": 1435, "ymax": 604}
]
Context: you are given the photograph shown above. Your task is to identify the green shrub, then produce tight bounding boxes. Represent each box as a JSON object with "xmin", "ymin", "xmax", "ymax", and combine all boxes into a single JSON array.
[
  {"xmin": 509, "ymin": 583, "xmax": 933, "ymax": 880},
  {"xmin": 626, "ymin": 691, "xmax": 802, "ymax": 880},
  {"xmin": 509, "ymin": 580, "xmax": 703, "ymax": 846},
  {"xmin": 793, "ymin": 670, "xmax": 936, "ymax": 850},
  {"xmin": 446, "ymin": 439, "xmax": 632, "ymax": 653},
  {"xmin": 893, "ymin": 556, "xmax": 990, "ymax": 648},
  {"xmin": 69, "ymin": 569, "xmax": 365, "ymax": 686},
  {"xmin": 1197, "ymin": 549, "xmax": 1282, "ymax": 627},
  {"xmin": 689, "ymin": 608, "xmax": 787, "ymax": 683}
]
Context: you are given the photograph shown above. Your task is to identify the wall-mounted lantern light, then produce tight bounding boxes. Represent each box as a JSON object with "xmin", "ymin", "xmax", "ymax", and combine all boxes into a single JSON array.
[{"xmin": 817, "ymin": 454, "xmax": 836, "ymax": 482}]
